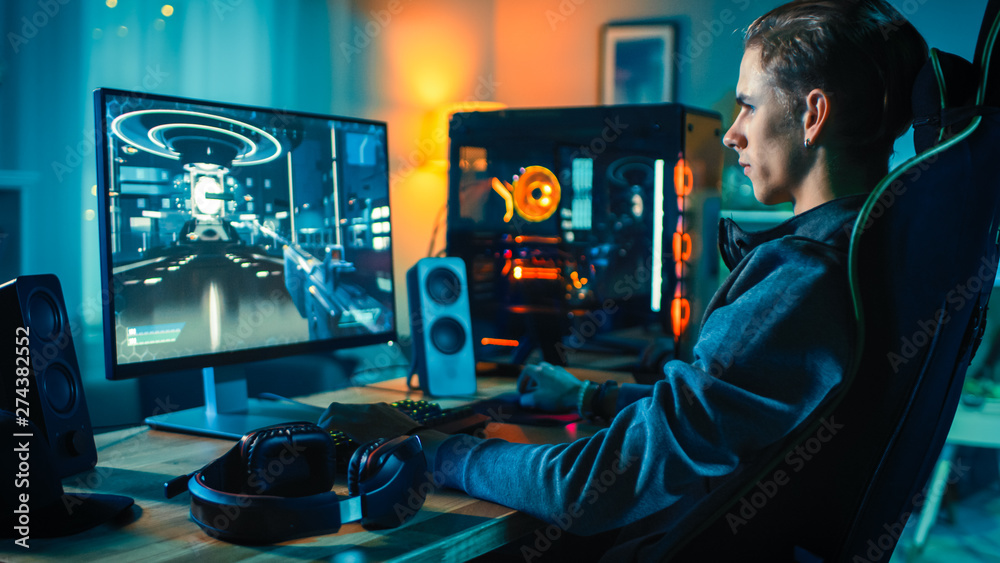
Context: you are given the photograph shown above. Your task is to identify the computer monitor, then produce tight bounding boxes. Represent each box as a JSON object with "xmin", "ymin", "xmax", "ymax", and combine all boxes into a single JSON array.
[{"xmin": 93, "ymin": 88, "xmax": 395, "ymax": 438}]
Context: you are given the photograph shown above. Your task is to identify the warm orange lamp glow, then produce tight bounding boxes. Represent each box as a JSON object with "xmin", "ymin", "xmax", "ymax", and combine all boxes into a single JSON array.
[
  {"xmin": 423, "ymin": 101, "xmax": 507, "ymax": 169},
  {"xmin": 386, "ymin": 12, "xmax": 484, "ymax": 107}
]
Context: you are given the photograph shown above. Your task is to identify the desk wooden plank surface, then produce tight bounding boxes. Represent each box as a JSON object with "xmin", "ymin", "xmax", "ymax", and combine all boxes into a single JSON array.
[
  {"xmin": 946, "ymin": 401, "xmax": 1000, "ymax": 448},
  {"xmin": 2, "ymin": 372, "xmax": 623, "ymax": 562}
]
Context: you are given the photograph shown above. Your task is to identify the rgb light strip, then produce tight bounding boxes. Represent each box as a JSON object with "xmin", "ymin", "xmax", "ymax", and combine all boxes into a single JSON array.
[{"xmin": 671, "ymin": 156, "xmax": 694, "ymax": 342}]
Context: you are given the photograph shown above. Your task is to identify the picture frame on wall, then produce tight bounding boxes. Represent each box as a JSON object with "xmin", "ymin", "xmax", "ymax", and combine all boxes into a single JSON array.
[{"xmin": 601, "ymin": 22, "xmax": 676, "ymax": 105}]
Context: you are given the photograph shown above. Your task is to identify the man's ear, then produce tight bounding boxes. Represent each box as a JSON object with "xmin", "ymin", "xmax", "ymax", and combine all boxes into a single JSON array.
[{"xmin": 803, "ymin": 88, "xmax": 831, "ymax": 146}]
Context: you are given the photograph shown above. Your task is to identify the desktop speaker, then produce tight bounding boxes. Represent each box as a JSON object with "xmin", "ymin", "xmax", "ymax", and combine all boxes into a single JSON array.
[
  {"xmin": 0, "ymin": 274, "xmax": 97, "ymax": 477},
  {"xmin": 406, "ymin": 257, "xmax": 476, "ymax": 396}
]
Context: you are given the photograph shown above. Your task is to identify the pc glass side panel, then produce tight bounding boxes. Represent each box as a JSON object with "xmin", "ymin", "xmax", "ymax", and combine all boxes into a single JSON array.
[{"xmin": 446, "ymin": 105, "xmax": 722, "ymax": 364}]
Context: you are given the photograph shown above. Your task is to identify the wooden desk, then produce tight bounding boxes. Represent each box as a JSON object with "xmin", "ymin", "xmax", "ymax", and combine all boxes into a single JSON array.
[{"xmin": 2, "ymin": 374, "xmax": 620, "ymax": 562}]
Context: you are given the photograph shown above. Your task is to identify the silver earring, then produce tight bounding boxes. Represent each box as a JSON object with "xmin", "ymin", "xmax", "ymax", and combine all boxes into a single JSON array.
[{"xmin": 804, "ymin": 138, "xmax": 812, "ymax": 149}]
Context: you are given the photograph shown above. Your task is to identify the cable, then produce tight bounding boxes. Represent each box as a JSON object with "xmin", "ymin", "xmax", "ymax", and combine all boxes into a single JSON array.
[{"xmin": 426, "ymin": 203, "xmax": 448, "ymax": 258}]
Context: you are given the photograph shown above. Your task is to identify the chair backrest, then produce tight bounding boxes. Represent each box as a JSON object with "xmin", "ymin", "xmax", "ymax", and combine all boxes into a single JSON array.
[
  {"xmin": 833, "ymin": 8, "xmax": 1000, "ymax": 556},
  {"xmin": 661, "ymin": 3, "xmax": 1000, "ymax": 560}
]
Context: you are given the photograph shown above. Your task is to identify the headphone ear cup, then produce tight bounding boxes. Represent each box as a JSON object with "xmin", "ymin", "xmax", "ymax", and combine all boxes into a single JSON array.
[
  {"xmin": 346, "ymin": 435, "xmax": 428, "ymax": 530},
  {"xmin": 241, "ymin": 422, "xmax": 336, "ymax": 497},
  {"xmin": 348, "ymin": 438, "xmax": 387, "ymax": 496}
]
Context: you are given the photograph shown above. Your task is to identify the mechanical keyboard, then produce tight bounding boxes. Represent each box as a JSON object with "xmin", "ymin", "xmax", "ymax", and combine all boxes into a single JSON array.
[{"xmin": 328, "ymin": 399, "xmax": 491, "ymax": 469}]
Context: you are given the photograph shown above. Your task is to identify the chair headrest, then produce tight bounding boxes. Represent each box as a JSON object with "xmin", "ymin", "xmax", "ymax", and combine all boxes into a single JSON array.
[
  {"xmin": 911, "ymin": 50, "xmax": 977, "ymax": 153},
  {"xmin": 912, "ymin": 0, "xmax": 1000, "ymax": 154},
  {"xmin": 910, "ymin": 1, "xmax": 1000, "ymax": 154}
]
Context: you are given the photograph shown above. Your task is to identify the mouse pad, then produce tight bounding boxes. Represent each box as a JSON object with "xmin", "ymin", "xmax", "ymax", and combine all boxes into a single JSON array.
[{"xmin": 470, "ymin": 392, "xmax": 582, "ymax": 427}]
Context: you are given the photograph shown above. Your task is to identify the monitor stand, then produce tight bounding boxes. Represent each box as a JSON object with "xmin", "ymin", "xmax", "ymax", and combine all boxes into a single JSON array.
[{"xmin": 144, "ymin": 366, "xmax": 326, "ymax": 439}]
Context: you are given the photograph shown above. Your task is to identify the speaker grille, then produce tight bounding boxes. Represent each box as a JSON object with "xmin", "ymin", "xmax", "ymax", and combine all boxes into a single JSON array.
[
  {"xmin": 425, "ymin": 268, "xmax": 461, "ymax": 305},
  {"xmin": 430, "ymin": 317, "xmax": 465, "ymax": 355},
  {"xmin": 2, "ymin": 274, "xmax": 96, "ymax": 476},
  {"xmin": 41, "ymin": 361, "xmax": 77, "ymax": 416},
  {"xmin": 27, "ymin": 289, "xmax": 62, "ymax": 342}
]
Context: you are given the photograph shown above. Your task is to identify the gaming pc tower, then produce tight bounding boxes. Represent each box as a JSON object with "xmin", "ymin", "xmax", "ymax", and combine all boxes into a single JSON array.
[{"xmin": 447, "ymin": 104, "xmax": 723, "ymax": 365}]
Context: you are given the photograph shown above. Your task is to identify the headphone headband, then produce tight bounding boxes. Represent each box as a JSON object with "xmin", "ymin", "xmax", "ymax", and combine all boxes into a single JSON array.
[{"xmin": 174, "ymin": 422, "xmax": 427, "ymax": 543}]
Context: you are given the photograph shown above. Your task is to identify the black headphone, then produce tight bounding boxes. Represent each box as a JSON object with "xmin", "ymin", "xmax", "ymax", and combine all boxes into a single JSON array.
[{"xmin": 164, "ymin": 422, "xmax": 428, "ymax": 543}]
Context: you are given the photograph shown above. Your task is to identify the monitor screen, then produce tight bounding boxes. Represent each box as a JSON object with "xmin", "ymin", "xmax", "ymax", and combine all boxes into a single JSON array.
[{"xmin": 94, "ymin": 88, "xmax": 396, "ymax": 381}]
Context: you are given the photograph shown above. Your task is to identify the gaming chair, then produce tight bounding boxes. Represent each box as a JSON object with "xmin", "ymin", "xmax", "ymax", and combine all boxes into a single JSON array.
[{"xmin": 655, "ymin": 3, "xmax": 1000, "ymax": 560}]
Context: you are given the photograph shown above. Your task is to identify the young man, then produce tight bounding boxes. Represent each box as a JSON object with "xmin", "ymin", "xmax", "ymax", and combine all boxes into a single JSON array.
[{"xmin": 320, "ymin": 1, "xmax": 928, "ymax": 559}]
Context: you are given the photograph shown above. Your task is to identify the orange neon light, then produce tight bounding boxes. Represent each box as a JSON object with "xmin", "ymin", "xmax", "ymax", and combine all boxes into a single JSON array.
[
  {"xmin": 671, "ymin": 297, "xmax": 691, "ymax": 337},
  {"xmin": 481, "ymin": 338, "xmax": 520, "ymax": 347},
  {"xmin": 672, "ymin": 232, "xmax": 692, "ymax": 262},
  {"xmin": 513, "ymin": 166, "xmax": 561, "ymax": 222},
  {"xmin": 492, "ymin": 178, "xmax": 515, "ymax": 222},
  {"xmin": 514, "ymin": 235, "xmax": 561, "ymax": 244},
  {"xmin": 492, "ymin": 166, "xmax": 562, "ymax": 223},
  {"xmin": 674, "ymin": 158, "xmax": 693, "ymax": 197},
  {"xmin": 513, "ymin": 267, "xmax": 560, "ymax": 280}
]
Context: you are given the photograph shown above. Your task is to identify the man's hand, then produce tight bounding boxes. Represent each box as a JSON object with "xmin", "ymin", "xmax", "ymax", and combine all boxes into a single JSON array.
[
  {"xmin": 517, "ymin": 362, "xmax": 586, "ymax": 413},
  {"xmin": 318, "ymin": 402, "xmax": 423, "ymax": 444}
]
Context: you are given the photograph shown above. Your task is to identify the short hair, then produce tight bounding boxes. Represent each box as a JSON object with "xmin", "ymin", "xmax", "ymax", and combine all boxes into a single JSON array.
[{"xmin": 745, "ymin": 0, "xmax": 928, "ymax": 165}]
